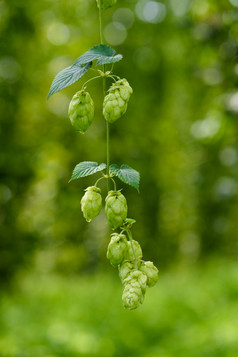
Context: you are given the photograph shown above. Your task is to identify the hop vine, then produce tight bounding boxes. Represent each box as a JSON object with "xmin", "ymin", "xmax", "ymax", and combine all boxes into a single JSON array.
[{"xmin": 47, "ymin": 0, "xmax": 159, "ymax": 310}]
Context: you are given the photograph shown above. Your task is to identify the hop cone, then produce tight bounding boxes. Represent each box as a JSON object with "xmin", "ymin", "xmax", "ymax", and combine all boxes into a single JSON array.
[
  {"xmin": 81, "ymin": 186, "xmax": 102, "ymax": 222},
  {"xmin": 122, "ymin": 270, "xmax": 147, "ymax": 310},
  {"xmin": 118, "ymin": 261, "xmax": 134, "ymax": 282},
  {"xmin": 103, "ymin": 79, "xmax": 133, "ymax": 123},
  {"xmin": 140, "ymin": 261, "xmax": 159, "ymax": 287},
  {"xmin": 105, "ymin": 191, "xmax": 127, "ymax": 229},
  {"xmin": 126, "ymin": 240, "xmax": 143, "ymax": 261},
  {"xmin": 96, "ymin": 0, "xmax": 117, "ymax": 10},
  {"xmin": 107, "ymin": 233, "xmax": 128, "ymax": 267},
  {"xmin": 68, "ymin": 90, "xmax": 94, "ymax": 133}
]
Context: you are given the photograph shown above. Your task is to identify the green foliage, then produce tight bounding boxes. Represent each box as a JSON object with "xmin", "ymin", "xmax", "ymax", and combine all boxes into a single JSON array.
[
  {"xmin": 47, "ymin": 62, "xmax": 92, "ymax": 99},
  {"xmin": 75, "ymin": 45, "xmax": 122, "ymax": 65},
  {"xmin": 69, "ymin": 162, "xmax": 106, "ymax": 181},
  {"xmin": 110, "ymin": 164, "xmax": 140, "ymax": 192},
  {"xmin": 48, "ymin": 45, "xmax": 122, "ymax": 98}
]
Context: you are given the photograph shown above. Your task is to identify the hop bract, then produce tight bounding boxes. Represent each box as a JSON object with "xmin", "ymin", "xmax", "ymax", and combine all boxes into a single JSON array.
[
  {"xmin": 140, "ymin": 261, "xmax": 159, "ymax": 287},
  {"xmin": 122, "ymin": 270, "xmax": 147, "ymax": 310},
  {"xmin": 68, "ymin": 90, "xmax": 94, "ymax": 133},
  {"xmin": 105, "ymin": 190, "xmax": 127, "ymax": 229},
  {"xmin": 96, "ymin": 0, "xmax": 117, "ymax": 10},
  {"xmin": 103, "ymin": 79, "xmax": 133, "ymax": 123},
  {"xmin": 107, "ymin": 233, "xmax": 128, "ymax": 267},
  {"xmin": 126, "ymin": 239, "xmax": 143, "ymax": 261},
  {"xmin": 118, "ymin": 261, "xmax": 134, "ymax": 282},
  {"xmin": 81, "ymin": 186, "xmax": 102, "ymax": 222}
]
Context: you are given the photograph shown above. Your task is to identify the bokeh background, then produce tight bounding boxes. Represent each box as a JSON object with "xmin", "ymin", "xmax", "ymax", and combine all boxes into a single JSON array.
[{"xmin": 0, "ymin": 0, "xmax": 238, "ymax": 356}]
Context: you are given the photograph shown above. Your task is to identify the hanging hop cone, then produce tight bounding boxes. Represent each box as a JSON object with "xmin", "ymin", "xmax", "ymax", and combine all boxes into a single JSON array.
[
  {"xmin": 140, "ymin": 261, "xmax": 159, "ymax": 287},
  {"xmin": 118, "ymin": 261, "xmax": 135, "ymax": 282},
  {"xmin": 68, "ymin": 90, "xmax": 94, "ymax": 133},
  {"xmin": 105, "ymin": 191, "xmax": 127, "ymax": 229},
  {"xmin": 96, "ymin": 0, "xmax": 117, "ymax": 10},
  {"xmin": 81, "ymin": 186, "xmax": 102, "ymax": 222},
  {"xmin": 126, "ymin": 240, "xmax": 143, "ymax": 261},
  {"xmin": 107, "ymin": 233, "xmax": 128, "ymax": 267},
  {"xmin": 122, "ymin": 270, "xmax": 147, "ymax": 310},
  {"xmin": 103, "ymin": 79, "xmax": 133, "ymax": 123}
]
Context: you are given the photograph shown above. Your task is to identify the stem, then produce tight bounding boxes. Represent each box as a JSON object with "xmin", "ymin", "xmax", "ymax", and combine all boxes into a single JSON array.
[
  {"xmin": 99, "ymin": 1, "xmax": 110, "ymax": 191},
  {"xmin": 94, "ymin": 176, "xmax": 105, "ymax": 187},
  {"xmin": 110, "ymin": 177, "xmax": 116, "ymax": 191},
  {"xmin": 127, "ymin": 229, "xmax": 138, "ymax": 270},
  {"xmin": 81, "ymin": 75, "xmax": 101, "ymax": 90}
]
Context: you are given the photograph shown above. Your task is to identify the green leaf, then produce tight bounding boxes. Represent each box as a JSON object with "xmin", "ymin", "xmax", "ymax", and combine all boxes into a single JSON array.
[
  {"xmin": 47, "ymin": 62, "xmax": 92, "ymax": 99},
  {"xmin": 109, "ymin": 164, "xmax": 140, "ymax": 192},
  {"xmin": 75, "ymin": 45, "xmax": 123, "ymax": 66},
  {"xmin": 69, "ymin": 161, "xmax": 106, "ymax": 182}
]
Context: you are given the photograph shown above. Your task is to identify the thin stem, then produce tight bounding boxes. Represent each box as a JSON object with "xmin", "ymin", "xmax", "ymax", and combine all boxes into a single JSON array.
[
  {"xmin": 126, "ymin": 229, "xmax": 138, "ymax": 270},
  {"xmin": 81, "ymin": 75, "xmax": 101, "ymax": 90},
  {"xmin": 108, "ymin": 75, "xmax": 117, "ymax": 82},
  {"xmin": 94, "ymin": 176, "xmax": 105, "ymax": 187},
  {"xmin": 106, "ymin": 121, "xmax": 110, "ymax": 190},
  {"xmin": 110, "ymin": 177, "xmax": 116, "ymax": 191},
  {"xmin": 99, "ymin": 1, "xmax": 110, "ymax": 192},
  {"xmin": 99, "ymin": 1, "xmax": 103, "ymax": 45}
]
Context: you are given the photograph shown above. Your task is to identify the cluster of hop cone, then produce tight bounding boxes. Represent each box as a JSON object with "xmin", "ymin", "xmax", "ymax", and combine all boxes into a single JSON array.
[
  {"xmin": 68, "ymin": 78, "xmax": 133, "ymax": 133},
  {"xmin": 81, "ymin": 187, "xmax": 159, "ymax": 310},
  {"xmin": 69, "ymin": 76, "xmax": 159, "ymax": 310}
]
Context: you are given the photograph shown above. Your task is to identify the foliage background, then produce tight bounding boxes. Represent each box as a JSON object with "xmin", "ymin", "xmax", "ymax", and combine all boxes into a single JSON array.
[{"xmin": 0, "ymin": 0, "xmax": 238, "ymax": 356}]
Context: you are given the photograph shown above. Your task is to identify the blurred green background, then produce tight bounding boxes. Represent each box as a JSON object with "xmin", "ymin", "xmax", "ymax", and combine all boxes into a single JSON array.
[{"xmin": 0, "ymin": 0, "xmax": 238, "ymax": 356}]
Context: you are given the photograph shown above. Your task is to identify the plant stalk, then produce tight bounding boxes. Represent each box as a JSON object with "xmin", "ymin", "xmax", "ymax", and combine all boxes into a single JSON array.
[{"xmin": 99, "ymin": 0, "xmax": 110, "ymax": 191}]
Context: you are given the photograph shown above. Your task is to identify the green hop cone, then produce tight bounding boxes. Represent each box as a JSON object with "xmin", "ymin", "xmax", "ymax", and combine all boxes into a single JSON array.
[
  {"xmin": 118, "ymin": 261, "xmax": 134, "ymax": 282},
  {"xmin": 105, "ymin": 191, "xmax": 127, "ymax": 229},
  {"xmin": 140, "ymin": 261, "xmax": 159, "ymax": 287},
  {"xmin": 103, "ymin": 79, "xmax": 133, "ymax": 123},
  {"xmin": 68, "ymin": 90, "xmax": 94, "ymax": 133},
  {"xmin": 122, "ymin": 270, "xmax": 147, "ymax": 310},
  {"xmin": 107, "ymin": 233, "xmax": 128, "ymax": 267},
  {"xmin": 81, "ymin": 186, "xmax": 102, "ymax": 222},
  {"xmin": 126, "ymin": 240, "xmax": 143, "ymax": 261},
  {"xmin": 96, "ymin": 0, "xmax": 117, "ymax": 10}
]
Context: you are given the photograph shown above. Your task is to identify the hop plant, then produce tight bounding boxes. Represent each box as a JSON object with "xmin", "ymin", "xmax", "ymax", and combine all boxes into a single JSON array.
[
  {"xmin": 81, "ymin": 186, "xmax": 102, "ymax": 222},
  {"xmin": 96, "ymin": 0, "xmax": 117, "ymax": 10},
  {"xmin": 48, "ymin": 0, "xmax": 159, "ymax": 311},
  {"xmin": 105, "ymin": 190, "xmax": 127, "ymax": 229},
  {"xmin": 122, "ymin": 270, "xmax": 147, "ymax": 310},
  {"xmin": 68, "ymin": 90, "xmax": 94, "ymax": 133},
  {"xmin": 140, "ymin": 261, "xmax": 159, "ymax": 287},
  {"xmin": 107, "ymin": 233, "xmax": 128, "ymax": 266},
  {"xmin": 103, "ymin": 79, "xmax": 133, "ymax": 123},
  {"xmin": 126, "ymin": 239, "xmax": 143, "ymax": 261}
]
